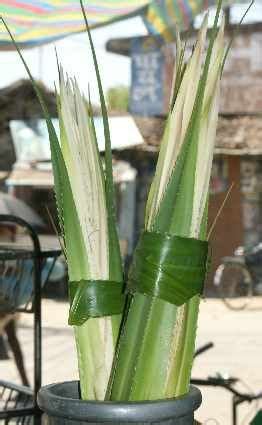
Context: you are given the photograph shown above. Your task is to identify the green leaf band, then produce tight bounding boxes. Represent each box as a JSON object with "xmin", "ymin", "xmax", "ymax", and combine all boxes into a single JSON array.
[
  {"xmin": 128, "ymin": 231, "xmax": 209, "ymax": 306},
  {"xmin": 68, "ymin": 280, "xmax": 125, "ymax": 326}
]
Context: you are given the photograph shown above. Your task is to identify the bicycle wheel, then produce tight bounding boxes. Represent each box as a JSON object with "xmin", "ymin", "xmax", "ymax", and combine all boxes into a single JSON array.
[{"xmin": 214, "ymin": 261, "xmax": 253, "ymax": 310}]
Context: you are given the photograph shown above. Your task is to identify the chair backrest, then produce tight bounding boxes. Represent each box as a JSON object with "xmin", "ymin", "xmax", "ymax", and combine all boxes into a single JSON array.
[{"xmin": 0, "ymin": 214, "xmax": 42, "ymax": 313}]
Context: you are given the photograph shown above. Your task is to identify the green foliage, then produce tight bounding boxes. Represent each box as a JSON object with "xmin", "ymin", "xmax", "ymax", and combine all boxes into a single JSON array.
[
  {"xmin": 3, "ymin": 0, "xmax": 242, "ymax": 405},
  {"xmin": 2, "ymin": 2, "xmax": 124, "ymax": 400},
  {"xmin": 106, "ymin": 85, "xmax": 129, "ymax": 112},
  {"xmin": 108, "ymin": 0, "xmax": 224, "ymax": 401}
]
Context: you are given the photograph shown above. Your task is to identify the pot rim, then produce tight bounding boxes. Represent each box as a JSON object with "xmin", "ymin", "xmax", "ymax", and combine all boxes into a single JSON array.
[{"xmin": 38, "ymin": 381, "xmax": 201, "ymax": 422}]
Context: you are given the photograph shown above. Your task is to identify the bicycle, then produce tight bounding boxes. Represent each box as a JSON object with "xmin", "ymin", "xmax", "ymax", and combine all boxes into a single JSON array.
[
  {"xmin": 213, "ymin": 243, "xmax": 262, "ymax": 310},
  {"xmin": 192, "ymin": 342, "xmax": 262, "ymax": 425}
]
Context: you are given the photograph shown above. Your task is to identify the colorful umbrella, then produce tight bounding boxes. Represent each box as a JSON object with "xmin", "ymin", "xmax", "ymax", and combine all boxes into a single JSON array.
[{"xmin": 0, "ymin": 0, "xmax": 210, "ymax": 50}]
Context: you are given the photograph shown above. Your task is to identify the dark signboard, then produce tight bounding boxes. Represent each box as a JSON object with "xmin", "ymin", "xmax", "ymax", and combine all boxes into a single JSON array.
[{"xmin": 129, "ymin": 36, "xmax": 165, "ymax": 116}]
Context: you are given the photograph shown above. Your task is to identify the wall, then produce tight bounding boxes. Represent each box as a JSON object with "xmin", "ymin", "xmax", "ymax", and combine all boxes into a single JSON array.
[
  {"xmin": 241, "ymin": 156, "xmax": 262, "ymax": 246},
  {"xmin": 221, "ymin": 25, "xmax": 262, "ymax": 113},
  {"xmin": 208, "ymin": 155, "xmax": 243, "ymax": 293}
]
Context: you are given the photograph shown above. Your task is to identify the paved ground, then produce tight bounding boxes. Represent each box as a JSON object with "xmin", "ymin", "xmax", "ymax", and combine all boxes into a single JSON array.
[
  {"xmin": 0, "ymin": 297, "xmax": 262, "ymax": 424},
  {"xmin": 193, "ymin": 298, "xmax": 262, "ymax": 424}
]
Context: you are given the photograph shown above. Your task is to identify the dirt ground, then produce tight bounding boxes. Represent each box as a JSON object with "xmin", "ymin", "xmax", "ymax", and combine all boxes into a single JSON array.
[
  {"xmin": 0, "ymin": 297, "xmax": 261, "ymax": 424},
  {"xmin": 193, "ymin": 297, "xmax": 262, "ymax": 424}
]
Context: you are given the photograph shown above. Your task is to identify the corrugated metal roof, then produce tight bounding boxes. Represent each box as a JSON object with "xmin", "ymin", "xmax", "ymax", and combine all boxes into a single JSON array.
[{"xmin": 9, "ymin": 117, "xmax": 143, "ymax": 163}]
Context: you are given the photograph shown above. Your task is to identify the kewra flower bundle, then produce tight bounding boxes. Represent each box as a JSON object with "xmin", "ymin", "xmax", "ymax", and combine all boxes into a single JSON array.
[
  {"xmin": 106, "ymin": 4, "xmax": 224, "ymax": 401},
  {"xmin": 2, "ymin": 0, "xmax": 249, "ymax": 403}
]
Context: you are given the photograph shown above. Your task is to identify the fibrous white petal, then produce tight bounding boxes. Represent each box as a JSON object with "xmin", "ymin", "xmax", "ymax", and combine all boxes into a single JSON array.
[{"xmin": 59, "ymin": 68, "xmax": 109, "ymax": 280}]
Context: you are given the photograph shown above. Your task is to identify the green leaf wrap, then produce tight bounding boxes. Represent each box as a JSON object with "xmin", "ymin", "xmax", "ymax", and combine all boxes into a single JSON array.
[
  {"xmin": 128, "ymin": 231, "xmax": 209, "ymax": 306},
  {"xmin": 69, "ymin": 280, "xmax": 125, "ymax": 326}
]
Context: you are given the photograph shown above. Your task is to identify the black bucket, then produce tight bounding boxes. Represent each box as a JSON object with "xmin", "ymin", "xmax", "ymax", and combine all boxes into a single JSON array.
[{"xmin": 38, "ymin": 381, "xmax": 201, "ymax": 424}]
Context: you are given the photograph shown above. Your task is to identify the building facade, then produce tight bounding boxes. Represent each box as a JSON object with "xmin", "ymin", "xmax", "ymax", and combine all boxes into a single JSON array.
[{"xmin": 108, "ymin": 21, "xmax": 262, "ymax": 292}]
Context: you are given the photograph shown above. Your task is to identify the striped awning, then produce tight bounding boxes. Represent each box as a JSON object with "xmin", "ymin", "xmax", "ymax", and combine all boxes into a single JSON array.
[
  {"xmin": 0, "ymin": 0, "xmax": 211, "ymax": 50},
  {"xmin": 143, "ymin": 0, "xmax": 212, "ymax": 41},
  {"xmin": 0, "ymin": 1, "xmax": 148, "ymax": 49}
]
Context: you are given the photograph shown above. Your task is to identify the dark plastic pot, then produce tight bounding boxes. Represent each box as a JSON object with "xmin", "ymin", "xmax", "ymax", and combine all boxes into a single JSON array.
[{"xmin": 38, "ymin": 381, "xmax": 201, "ymax": 424}]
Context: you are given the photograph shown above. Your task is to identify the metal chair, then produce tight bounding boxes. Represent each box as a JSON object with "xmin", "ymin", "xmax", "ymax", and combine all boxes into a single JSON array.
[{"xmin": 0, "ymin": 214, "xmax": 61, "ymax": 424}]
